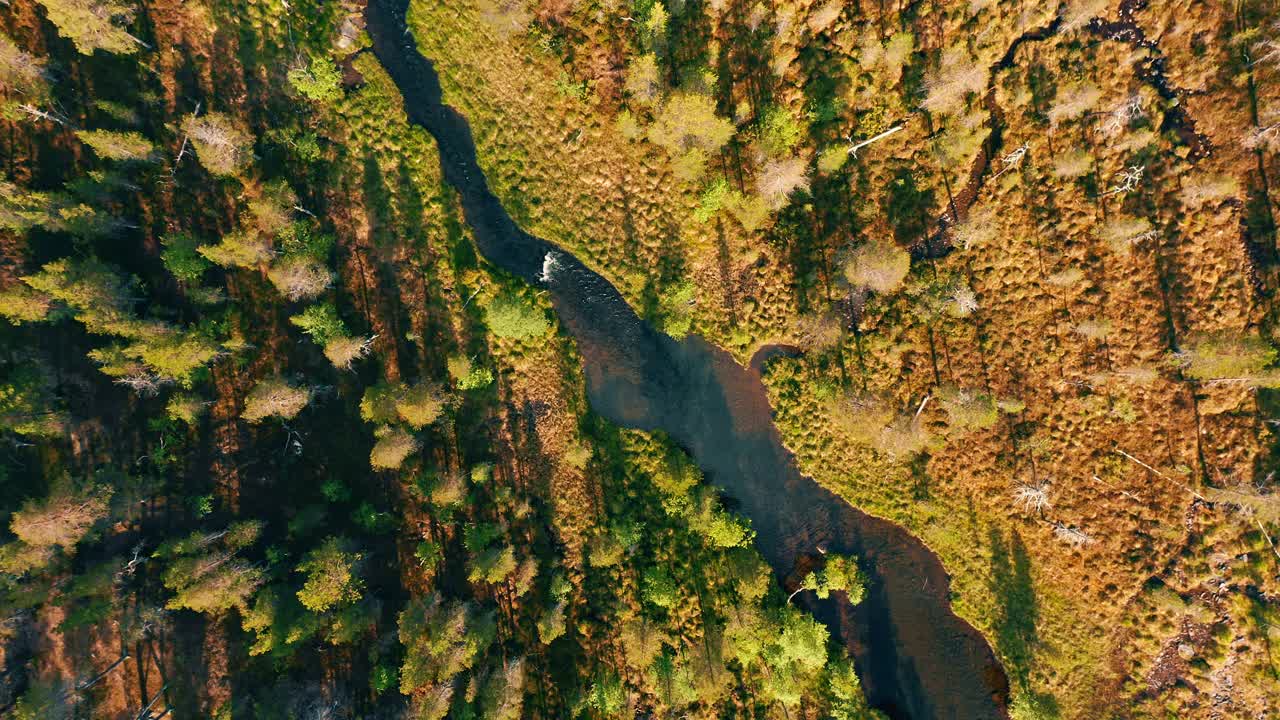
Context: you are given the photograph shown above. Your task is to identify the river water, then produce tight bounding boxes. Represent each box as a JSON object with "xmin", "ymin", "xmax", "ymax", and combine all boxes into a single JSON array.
[{"xmin": 364, "ymin": 1, "xmax": 1009, "ymax": 716}]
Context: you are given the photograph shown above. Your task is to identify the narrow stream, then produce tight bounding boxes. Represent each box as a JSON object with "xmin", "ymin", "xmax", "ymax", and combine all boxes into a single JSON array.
[{"xmin": 364, "ymin": 1, "xmax": 1009, "ymax": 716}]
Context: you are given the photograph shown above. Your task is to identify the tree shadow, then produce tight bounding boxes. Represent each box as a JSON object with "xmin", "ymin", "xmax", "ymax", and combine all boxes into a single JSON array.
[{"xmin": 988, "ymin": 529, "xmax": 1038, "ymax": 688}]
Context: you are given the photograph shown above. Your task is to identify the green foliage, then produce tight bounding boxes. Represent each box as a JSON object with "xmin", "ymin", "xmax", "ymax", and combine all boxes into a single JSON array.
[
  {"xmin": 688, "ymin": 496, "xmax": 754, "ymax": 547},
  {"xmin": 1173, "ymin": 332, "xmax": 1278, "ymax": 383},
  {"xmin": 352, "ymin": 501, "xmax": 393, "ymax": 533},
  {"xmin": 370, "ymin": 426, "xmax": 419, "ymax": 469},
  {"xmin": 198, "ymin": 230, "xmax": 271, "ymax": 268},
  {"xmin": 359, "ymin": 379, "xmax": 447, "ymax": 428},
  {"xmin": 241, "ymin": 377, "xmax": 312, "ymax": 423},
  {"xmin": 0, "ymin": 284, "xmax": 52, "ymax": 324},
  {"xmin": 398, "ymin": 593, "xmax": 495, "ymax": 694},
  {"xmin": 818, "ymin": 145, "xmax": 849, "ymax": 173},
  {"xmin": 414, "ymin": 539, "xmax": 442, "ymax": 568},
  {"xmin": 641, "ymin": 566, "xmax": 678, "ymax": 608},
  {"xmin": 694, "ymin": 178, "xmax": 731, "ymax": 223},
  {"xmin": 587, "ymin": 532, "xmax": 625, "ymax": 567},
  {"xmin": 775, "ymin": 607, "xmax": 830, "ymax": 671},
  {"xmin": 658, "ymin": 280, "xmax": 696, "ymax": 338},
  {"xmin": 157, "ymin": 521, "xmax": 265, "ymax": 614},
  {"xmin": 647, "ymin": 92, "xmax": 735, "ymax": 175},
  {"xmin": 537, "ymin": 601, "xmax": 566, "ymax": 644},
  {"xmin": 485, "ymin": 291, "xmax": 549, "ymax": 340},
  {"xmin": 938, "ymin": 386, "xmax": 1000, "ymax": 430},
  {"xmin": 582, "ymin": 672, "xmax": 627, "ymax": 716},
  {"xmin": 395, "ymin": 381, "xmax": 448, "ymax": 428},
  {"xmin": 360, "ymin": 382, "xmax": 400, "ymax": 423},
  {"xmin": 625, "ymin": 53, "xmax": 662, "ymax": 107},
  {"xmin": 1008, "ymin": 692, "xmax": 1061, "ymax": 720},
  {"xmin": 827, "ymin": 661, "xmax": 882, "ymax": 719},
  {"xmin": 468, "ymin": 543, "xmax": 517, "ymax": 585},
  {"xmin": 241, "ymin": 586, "xmax": 322, "ymax": 658},
  {"xmin": 75, "ymin": 129, "xmax": 154, "ymax": 161},
  {"xmin": 759, "ymin": 105, "xmax": 807, "ymax": 156},
  {"xmin": 161, "ymin": 232, "xmax": 212, "ymax": 284},
  {"xmin": 290, "ymin": 303, "xmax": 347, "ymax": 344},
  {"xmin": 448, "ymin": 354, "xmax": 494, "ymax": 389},
  {"xmin": 288, "ymin": 55, "xmax": 344, "ymax": 104},
  {"xmin": 296, "ymin": 536, "xmax": 363, "ymax": 612},
  {"xmin": 799, "ymin": 554, "xmax": 868, "ymax": 603},
  {"xmin": 0, "ymin": 366, "xmax": 65, "ymax": 436},
  {"xmin": 35, "ymin": 0, "xmax": 140, "ymax": 55},
  {"xmin": 321, "ymin": 478, "xmax": 350, "ymax": 503},
  {"xmin": 0, "ymin": 181, "xmax": 55, "ymax": 232},
  {"xmin": 11, "ymin": 681, "xmax": 68, "ymax": 720}
]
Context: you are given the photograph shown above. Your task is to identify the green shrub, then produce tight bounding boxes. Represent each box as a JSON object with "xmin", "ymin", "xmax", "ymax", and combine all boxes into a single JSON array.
[{"xmin": 485, "ymin": 292, "xmax": 549, "ymax": 340}]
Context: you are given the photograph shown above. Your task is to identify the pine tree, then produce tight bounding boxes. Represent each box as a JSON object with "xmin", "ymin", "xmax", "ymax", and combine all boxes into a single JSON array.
[{"xmin": 35, "ymin": 0, "xmax": 143, "ymax": 56}]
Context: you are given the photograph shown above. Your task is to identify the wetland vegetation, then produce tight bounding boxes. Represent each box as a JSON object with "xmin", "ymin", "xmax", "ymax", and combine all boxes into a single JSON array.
[{"xmin": 0, "ymin": 0, "xmax": 1278, "ymax": 718}]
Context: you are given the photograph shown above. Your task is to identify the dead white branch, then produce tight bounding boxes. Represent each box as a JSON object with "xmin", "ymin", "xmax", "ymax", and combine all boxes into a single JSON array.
[{"xmin": 847, "ymin": 124, "xmax": 904, "ymax": 158}]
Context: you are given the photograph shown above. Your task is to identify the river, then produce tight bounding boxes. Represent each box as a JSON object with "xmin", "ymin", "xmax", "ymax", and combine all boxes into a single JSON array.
[{"xmin": 364, "ymin": 1, "xmax": 1009, "ymax": 716}]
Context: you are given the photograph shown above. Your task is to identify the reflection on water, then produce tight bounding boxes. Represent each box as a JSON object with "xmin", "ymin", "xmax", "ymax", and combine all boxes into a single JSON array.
[{"xmin": 365, "ymin": 1, "xmax": 1009, "ymax": 716}]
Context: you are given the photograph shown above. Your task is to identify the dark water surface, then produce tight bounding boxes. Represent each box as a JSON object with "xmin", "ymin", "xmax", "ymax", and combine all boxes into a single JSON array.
[{"xmin": 365, "ymin": 2, "xmax": 1009, "ymax": 716}]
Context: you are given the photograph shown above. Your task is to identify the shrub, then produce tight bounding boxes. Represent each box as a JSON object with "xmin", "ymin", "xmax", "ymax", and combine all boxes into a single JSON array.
[
  {"xmin": 624, "ymin": 52, "xmax": 662, "ymax": 106},
  {"xmin": 1172, "ymin": 332, "xmax": 1277, "ymax": 383},
  {"xmin": 241, "ymin": 377, "xmax": 311, "ymax": 422},
  {"xmin": 844, "ymin": 240, "xmax": 910, "ymax": 294},
  {"xmin": 288, "ymin": 56, "xmax": 343, "ymax": 103},
  {"xmin": 648, "ymin": 92, "xmax": 735, "ymax": 157},
  {"xmin": 938, "ymin": 386, "xmax": 998, "ymax": 430},
  {"xmin": 290, "ymin": 303, "xmax": 347, "ymax": 343},
  {"xmin": 161, "ymin": 232, "xmax": 212, "ymax": 283},
  {"xmin": 485, "ymin": 292, "xmax": 549, "ymax": 340},
  {"xmin": 395, "ymin": 382, "xmax": 447, "ymax": 428},
  {"xmin": 296, "ymin": 537, "xmax": 363, "ymax": 612},
  {"xmin": 370, "ymin": 426, "xmax": 418, "ymax": 470},
  {"xmin": 166, "ymin": 393, "xmax": 208, "ymax": 424},
  {"xmin": 641, "ymin": 567, "xmax": 678, "ymax": 608}
]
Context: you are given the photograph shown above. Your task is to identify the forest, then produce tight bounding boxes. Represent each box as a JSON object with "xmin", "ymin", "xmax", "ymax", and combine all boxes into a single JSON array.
[{"xmin": 0, "ymin": 0, "xmax": 1277, "ymax": 719}]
